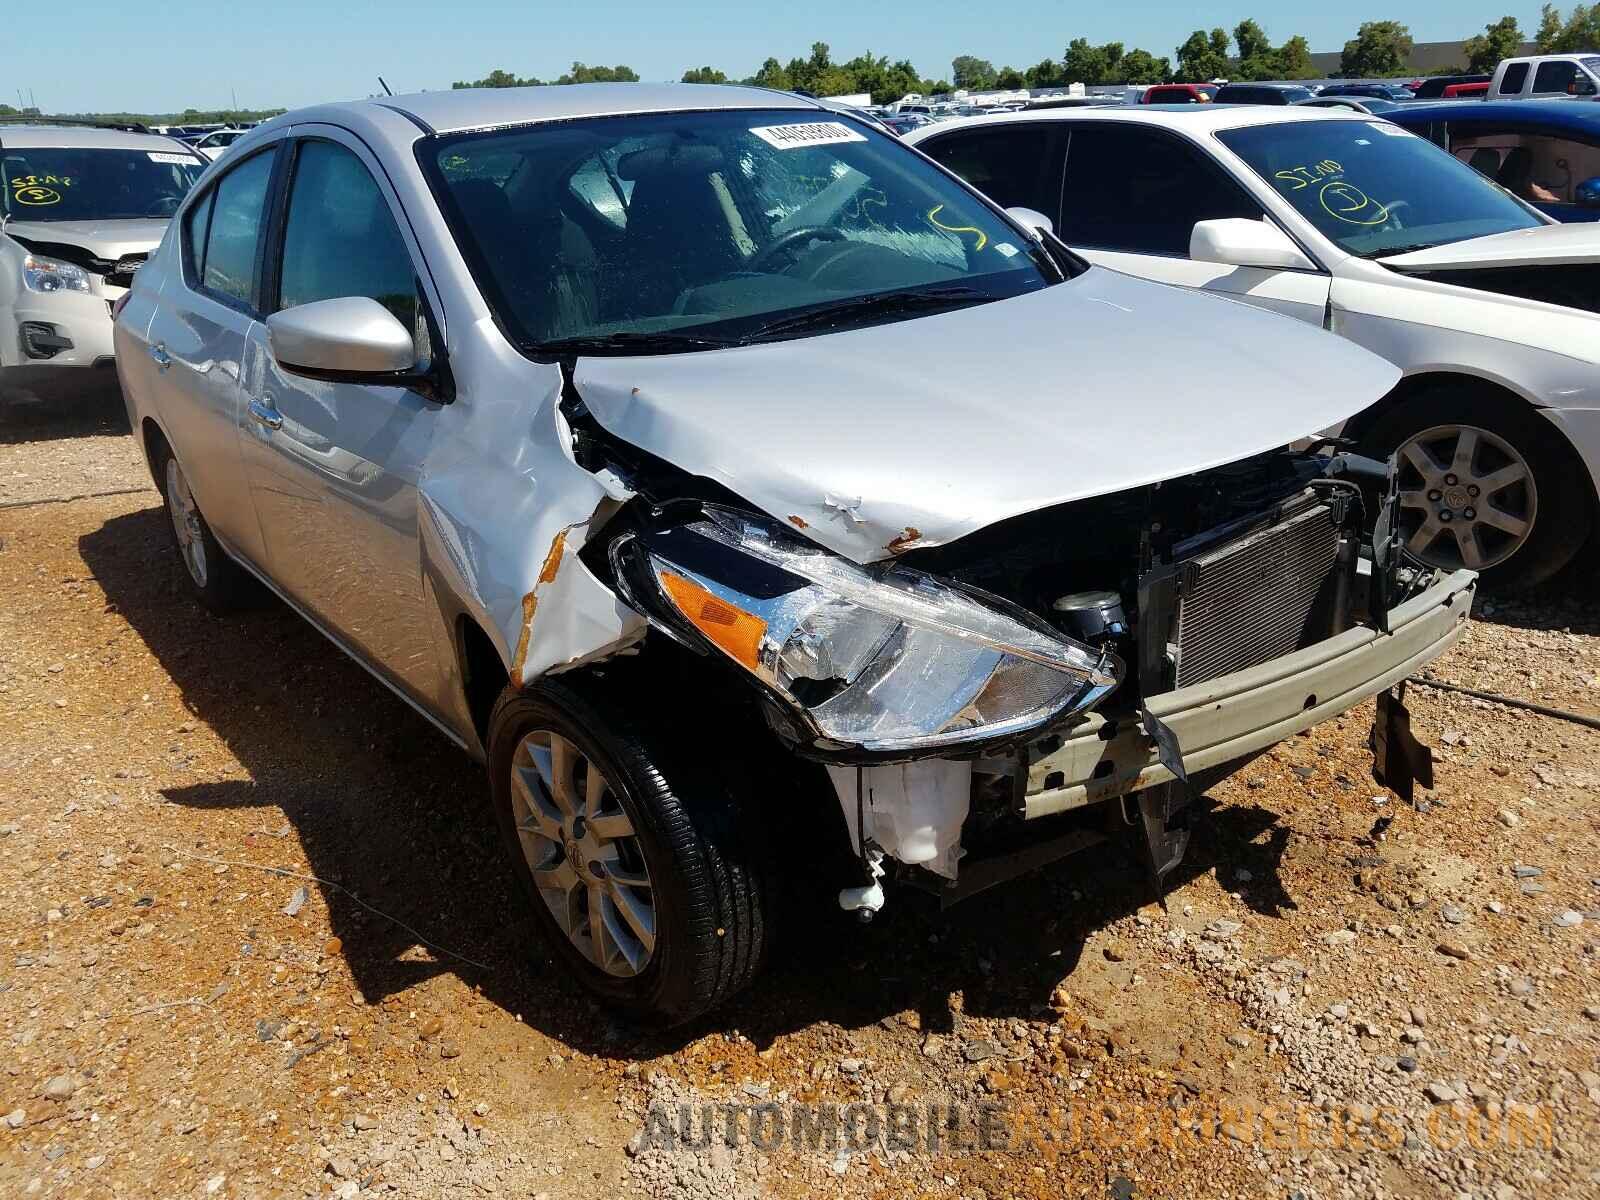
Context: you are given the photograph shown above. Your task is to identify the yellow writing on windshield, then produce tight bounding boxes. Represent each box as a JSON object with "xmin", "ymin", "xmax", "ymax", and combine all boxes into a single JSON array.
[
  {"xmin": 1317, "ymin": 179, "xmax": 1391, "ymax": 226},
  {"xmin": 1271, "ymin": 159, "xmax": 1391, "ymax": 226},
  {"xmin": 926, "ymin": 204, "xmax": 987, "ymax": 251},
  {"xmin": 1272, "ymin": 160, "xmax": 1343, "ymax": 190},
  {"xmin": 845, "ymin": 186, "xmax": 888, "ymax": 228},
  {"xmin": 10, "ymin": 174, "xmax": 72, "ymax": 206}
]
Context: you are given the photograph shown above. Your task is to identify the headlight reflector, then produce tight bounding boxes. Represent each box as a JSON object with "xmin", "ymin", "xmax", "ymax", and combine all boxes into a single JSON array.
[
  {"xmin": 614, "ymin": 507, "xmax": 1122, "ymax": 756},
  {"xmin": 22, "ymin": 254, "xmax": 92, "ymax": 295}
]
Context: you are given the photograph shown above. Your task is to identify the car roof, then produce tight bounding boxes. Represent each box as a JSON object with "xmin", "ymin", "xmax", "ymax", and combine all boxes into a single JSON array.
[
  {"xmin": 314, "ymin": 83, "xmax": 822, "ymax": 135},
  {"xmin": 0, "ymin": 123, "xmax": 199, "ymax": 153},
  {"xmin": 1390, "ymin": 99, "xmax": 1600, "ymax": 134},
  {"xmin": 903, "ymin": 103, "xmax": 1374, "ymax": 141}
]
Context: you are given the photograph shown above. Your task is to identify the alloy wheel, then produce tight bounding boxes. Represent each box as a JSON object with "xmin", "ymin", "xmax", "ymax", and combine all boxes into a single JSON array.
[
  {"xmin": 509, "ymin": 730, "xmax": 656, "ymax": 977},
  {"xmin": 1394, "ymin": 423, "xmax": 1536, "ymax": 572},
  {"xmin": 165, "ymin": 457, "xmax": 209, "ymax": 588}
]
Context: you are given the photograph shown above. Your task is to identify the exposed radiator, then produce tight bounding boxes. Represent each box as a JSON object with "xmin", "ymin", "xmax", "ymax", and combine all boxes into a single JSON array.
[{"xmin": 1171, "ymin": 498, "xmax": 1343, "ymax": 689}]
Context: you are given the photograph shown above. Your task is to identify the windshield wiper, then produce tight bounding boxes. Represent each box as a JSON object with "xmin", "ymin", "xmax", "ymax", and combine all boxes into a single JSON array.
[
  {"xmin": 739, "ymin": 285, "xmax": 993, "ymax": 342},
  {"xmin": 534, "ymin": 330, "xmax": 743, "ymax": 358}
]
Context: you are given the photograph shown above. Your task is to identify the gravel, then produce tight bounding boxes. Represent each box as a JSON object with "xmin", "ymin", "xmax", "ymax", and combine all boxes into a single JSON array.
[
  {"xmin": 3, "ymin": 406, "xmax": 1598, "ymax": 1200},
  {"xmin": 39, "ymin": 1075, "xmax": 74, "ymax": 1102}
]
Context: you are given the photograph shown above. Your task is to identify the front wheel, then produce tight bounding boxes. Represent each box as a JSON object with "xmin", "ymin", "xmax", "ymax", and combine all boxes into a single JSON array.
[
  {"xmin": 487, "ymin": 678, "xmax": 773, "ymax": 1026},
  {"xmin": 1362, "ymin": 390, "xmax": 1591, "ymax": 590}
]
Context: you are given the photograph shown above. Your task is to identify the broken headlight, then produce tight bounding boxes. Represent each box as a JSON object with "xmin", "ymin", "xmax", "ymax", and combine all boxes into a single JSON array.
[
  {"xmin": 22, "ymin": 254, "xmax": 92, "ymax": 295},
  {"xmin": 611, "ymin": 506, "xmax": 1123, "ymax": 757}
]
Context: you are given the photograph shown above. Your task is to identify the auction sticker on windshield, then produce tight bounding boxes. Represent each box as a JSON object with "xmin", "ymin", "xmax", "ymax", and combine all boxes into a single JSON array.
[
  {"xmin": 148, "ymin": 151, "xmax": 196, "ymax": 164},
  {"xmin": 751, "ymin": 122, "xmax": 868, "ymax": 150}
]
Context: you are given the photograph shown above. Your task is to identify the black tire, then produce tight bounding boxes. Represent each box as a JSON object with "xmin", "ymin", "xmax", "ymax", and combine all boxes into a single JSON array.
[
  {"xmin": 487, "ymin": 677, "xmax": 773, "ymax": 1027},
  {"xmin": 1361, "ymin": 388, "xmax": 1592, "ymax": 591},
  {"xmin": 151, "ymin": 439, "xmax": 254, "ymax": 614}
]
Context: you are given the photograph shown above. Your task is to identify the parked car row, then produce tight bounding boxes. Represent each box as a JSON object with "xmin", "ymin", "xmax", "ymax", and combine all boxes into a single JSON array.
[{"xmin": 1125, "ymin": 55, "xmax": 1600, "ymax": 109}]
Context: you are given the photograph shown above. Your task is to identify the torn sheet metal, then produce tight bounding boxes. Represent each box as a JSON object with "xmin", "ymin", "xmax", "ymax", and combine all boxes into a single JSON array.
[
  {"xmin": 570, "ymin": 270, "xmax": 1398, "ymax": 563},
  {"xmin": 510, "ymin": 520, "xmax": 647, "ymax": 683},
  {"xmin": 408, "ymin": 334, "xmax": 648, "ymax": 737}
]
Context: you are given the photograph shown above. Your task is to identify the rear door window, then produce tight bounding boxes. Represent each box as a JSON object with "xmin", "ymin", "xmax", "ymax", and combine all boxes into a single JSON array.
[
  {"xmin": 200, "ymin": 149, "xmax": 275, "ymax": 308},
  {"xmin": 920, "ymin": 125, "xmax": 1069, "ymax": 227},
  {"xmin": 1499, "ymin": 62, "xmax": 1530, "ymax": 94},
  {"xmin": 1060, "ymin": 125, "xmax": 1262, "ymax": 256}
]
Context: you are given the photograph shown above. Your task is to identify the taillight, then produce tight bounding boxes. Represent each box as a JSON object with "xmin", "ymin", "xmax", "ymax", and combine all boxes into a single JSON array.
[{"xmin": 111, "ymin": 291, "xmax": 132, "ymax": 321}]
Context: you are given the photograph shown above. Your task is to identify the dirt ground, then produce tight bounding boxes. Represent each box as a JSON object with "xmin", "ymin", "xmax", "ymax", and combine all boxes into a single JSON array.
[{"xmin": 3, "ymin": 399, "xmax": 1599, "ymax": 1200}]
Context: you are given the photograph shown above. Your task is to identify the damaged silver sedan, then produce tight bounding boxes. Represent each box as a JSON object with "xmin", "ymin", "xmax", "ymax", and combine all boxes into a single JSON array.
[{"xmin": 114, "ymin": 84, "xmax": 1475, "ymax": 1025}]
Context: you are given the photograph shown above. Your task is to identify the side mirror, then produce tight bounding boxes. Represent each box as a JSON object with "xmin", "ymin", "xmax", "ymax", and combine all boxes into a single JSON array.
[
  {"xmin": 267, "ymin": 297, "xmax": 416, "ymax": 380},
  {"xmin": 1005, "ymin": 206, "xmax": 1054, "ymax": 240},
  {"xmin": 1576, "ymin": 177, "xmax": 1600, "ymax": 209},
  {"xmin": 1190, "ymin": 217, "xmax": 1315, "ymax": 271}
]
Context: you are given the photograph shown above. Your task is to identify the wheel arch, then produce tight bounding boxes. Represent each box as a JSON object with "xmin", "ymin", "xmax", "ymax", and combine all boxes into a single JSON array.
[
  {"xmin": 455, "ymin": 612, "xmax": 509, "ymax": 750},
  {"xmin": 1342, "ymin": 371, "xmax": 1599, "ymax": 510},
  {"xmin": 1340, "ymin": 370, "xmax": 1538, "ymax": 447},
  {"xmin": 140, "ymin": 415, "xmax": 173, "ymax": 494}
]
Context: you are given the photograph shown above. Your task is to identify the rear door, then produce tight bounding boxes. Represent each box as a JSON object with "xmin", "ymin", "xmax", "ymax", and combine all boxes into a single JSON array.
[
  {"xmin": 1494, "ymin": 60, "xmax": 1532, "ymax": 99},
  {"xmin": 237, "ymin": 127, "xmax": 447, "ymax": 701},
  {"xmin": 1057, "ymin": 123, "xmax": 1331, "ymax": 325},
  {"xmin": 144, "ymin": 141, "xmax": 280, "ymax": 568}
]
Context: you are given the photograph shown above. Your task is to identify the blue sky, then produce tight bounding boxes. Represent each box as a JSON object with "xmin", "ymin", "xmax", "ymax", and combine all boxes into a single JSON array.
[{"xmin": 5, "ymin": 1, "xmax": 1547, "ymax": 113}]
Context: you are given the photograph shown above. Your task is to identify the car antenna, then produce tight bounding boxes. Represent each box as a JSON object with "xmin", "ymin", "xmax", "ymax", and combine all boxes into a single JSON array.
[{"xmin": 378, "ymin": 76, "xmax": 394, "ymax": 97}]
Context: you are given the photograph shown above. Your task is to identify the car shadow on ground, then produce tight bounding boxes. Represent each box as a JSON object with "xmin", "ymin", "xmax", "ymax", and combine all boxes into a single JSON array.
[
  {"xmin": 0, "ymin": 387, "xmax": 131, "ymax": 444},
  {"xmin": 82, "ymin": 503, "xmax": 1298, "ymax": 1061}
]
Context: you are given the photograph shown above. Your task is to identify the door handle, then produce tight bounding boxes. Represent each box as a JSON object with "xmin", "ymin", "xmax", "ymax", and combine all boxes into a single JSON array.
[
  {"xmin": 149, "ymin": 344, "xmax": 171, "ymax": 369},
  {"xmin": 248, "ymin": 399, "xmax": 284, "ymax": 430}
]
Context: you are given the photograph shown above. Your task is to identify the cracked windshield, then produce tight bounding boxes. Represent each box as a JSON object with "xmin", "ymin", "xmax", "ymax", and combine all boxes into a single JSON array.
[{"xmin": 424, "ymin": 108, "xmax": 1051, "ymax": 351}]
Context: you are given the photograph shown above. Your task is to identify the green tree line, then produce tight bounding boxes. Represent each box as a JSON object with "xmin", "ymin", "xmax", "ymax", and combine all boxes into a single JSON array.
[
  {"xmin": 0, "ymin": 104, "xmax": 286, "ymax": 126},
  {"xmin": 1536, "ymin": 2, "xmax": 1600, "ymax": 51},
  {"xmin": 453, "ymin": 13, "xmax": 1555, "ymax": 102}
]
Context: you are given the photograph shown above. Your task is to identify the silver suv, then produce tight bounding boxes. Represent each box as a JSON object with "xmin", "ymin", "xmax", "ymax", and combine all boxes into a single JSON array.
[
  {"xmin": 116, "ymin": 84, "xmax": 1474, "ymax": 1025},
  {"xmin": 2, "ymin": 122, "xmax": 205, "ymax": 403}
]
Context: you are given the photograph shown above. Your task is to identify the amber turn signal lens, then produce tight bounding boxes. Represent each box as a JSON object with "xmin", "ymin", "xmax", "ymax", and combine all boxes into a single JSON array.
[{"xmin": 658, "ymin": 570, "xmax": 767, "ymax": 671}]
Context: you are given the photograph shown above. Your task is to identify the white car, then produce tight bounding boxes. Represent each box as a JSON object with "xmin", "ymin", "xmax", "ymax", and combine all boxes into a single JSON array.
[
  {"xmin": 191, "ymin": 128, "xmax": 248, "ymax": 160},
  {"xmin": 1, "ymin": 121, "xmax": 207, "ymax": 404},
  {"xmin": 1489, "ymin": 54, "xmax": 1600, "ymax": 101},
  {"xmin": 908, "ymin": 105, "xmax": 1600, "ymax": 586}
]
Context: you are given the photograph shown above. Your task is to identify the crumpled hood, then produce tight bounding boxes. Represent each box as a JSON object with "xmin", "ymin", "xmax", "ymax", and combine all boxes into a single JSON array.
[
  {"xmin": 574, "ymin": 268, "xmax": 1400, "ymax": 563},
  {"xmin": 1381, "ymin": 222, "xmax": 1600, "ymax": 270},
  {"xmin": 3, "ymin": 218, "xmax": 167, "ymax": 262}
]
